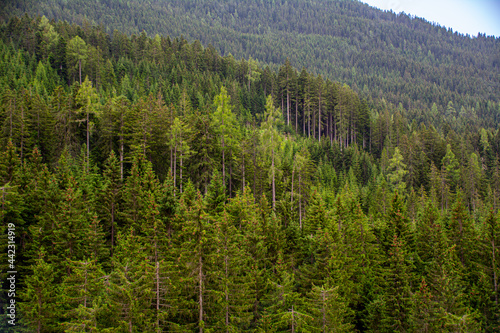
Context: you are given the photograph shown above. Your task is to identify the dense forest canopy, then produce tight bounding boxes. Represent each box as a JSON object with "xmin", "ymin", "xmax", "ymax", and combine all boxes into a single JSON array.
[
  {"xmin": 0, "ymin": 2, "xmax": 499, "ymax": 332},
  {"xmin": 1, "ymin": 0, "xmax": 499, "ymax": 126}
]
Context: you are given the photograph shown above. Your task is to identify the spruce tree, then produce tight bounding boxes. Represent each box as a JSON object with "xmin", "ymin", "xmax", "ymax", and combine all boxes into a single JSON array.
[
  {"xmin": 106, "ymin": 231, "xmax": 155, "ymax": 332},
  {"xmin": 60, "ymin": 257, "xmax": 105, "ymax": 332},
  {"xmin": 19, "ymin": 249, "xmax": 61, "ymax": 333}
]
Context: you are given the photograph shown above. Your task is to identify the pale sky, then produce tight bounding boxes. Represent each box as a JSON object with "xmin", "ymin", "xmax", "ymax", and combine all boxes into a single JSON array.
[{"xmin": 361, "ymin": 0, "xmax": 500, "ymax": 37}]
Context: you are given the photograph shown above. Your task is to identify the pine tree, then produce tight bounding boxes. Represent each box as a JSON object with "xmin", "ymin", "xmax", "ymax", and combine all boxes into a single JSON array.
[
  {"xmin": 99, "ymin": 150, "xmax": 122, "ymax": 255},
  {"xmin": 204, "ymin": 168, "xmax": 226, "ymax": 217},
  {"xmin": 60, "ymin": 257, "xmax": 105, "ymax": 332},
  {"xmin": 441, "ymin": 144, "xmax": 460, "ymax": 192},
  {"xmin": 173, "ymin": 182, "xmax": 213, "ymax": 332},
  {"xmin": 19, "ymin": 248, "xmax": 61, "ymax": 333},
  {"xmin": 261, "ymin": 95, "xmax": 283, "ymax": 210},
  {"xmin": 106, "ymin": 230, "xmax": 155, "ymax": 332},
  {"xmin": 387, "ymin": 147, "xmax": 408, "ymax": 193},
  {"xmin": 448, "ymin": 191, "xmax": 475, "ymax": 269},
  {"xmin": 66, "ymin": 36, "xmax": 88, "ymax": 84},
  {"xmin": 411, "ymin": 277, "xmax": 440, "ymax": 332},
  {"xmin": 381, "ymin": 234, "xmax": 414, "ymax": 332},
  {"xmin": 212, "ymin": 86, "xmax": 238, "ymax": 194},
  {"xmin": 259, "ymin": 252, "xmax": 311, "ymax": 332},
  {"xmin": 208, "ymin": 210, "xmax": 254, "ymax": 331},
  {"xmin": 306, "ymin": 284, "xmax": 353, "ymax": 332}
]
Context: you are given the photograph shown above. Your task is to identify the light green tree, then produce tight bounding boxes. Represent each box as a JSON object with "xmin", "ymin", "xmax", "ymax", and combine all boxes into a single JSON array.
[
  {"xmin": 66, "ymin": 35, "xmax": 88, "ymax": 84},
  {"xmin": 76, "ymin": 77, "xmax": 99, "ymax": 172},
  {"xmin": 261, "ymin": 95, "xmax": 283, "ymax": 210},
  {"xmin": 387, "ymin": 147, "xmax": 408, "ymax": 192},
  {"xmin": 212, "ymin": 86, "xmax": 238, "ymax": 193}
]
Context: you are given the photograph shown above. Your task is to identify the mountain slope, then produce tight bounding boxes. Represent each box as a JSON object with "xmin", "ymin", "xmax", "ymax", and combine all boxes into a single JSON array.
[{"xmin": 1, "ymin": 0, "xmax": 499, "ymax": 117}]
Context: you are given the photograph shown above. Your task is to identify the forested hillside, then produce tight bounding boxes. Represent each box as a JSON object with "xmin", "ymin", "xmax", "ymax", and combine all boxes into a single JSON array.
[
  {"xmin": 1, "ymin": 0, "xmax": 499, "ymax": 124},
  {"xmin": 0, "ymin": 12, "xmax": 500, "ymax": 333}
]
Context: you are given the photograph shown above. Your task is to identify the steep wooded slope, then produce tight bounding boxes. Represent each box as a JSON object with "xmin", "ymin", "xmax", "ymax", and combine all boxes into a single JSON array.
[{"xmin": 1, "ymin": 0, "xmax": 499, "ymax": 118}]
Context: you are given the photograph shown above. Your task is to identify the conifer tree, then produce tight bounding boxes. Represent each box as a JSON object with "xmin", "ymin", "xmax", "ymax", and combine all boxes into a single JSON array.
[
  {"xmin": 99, "ymin": 150, "xmax": 122, "ymax": 254},
  {"xmin": 19, "ymin": 249, "xmax": 61, "ymax": 333},
  {"xmin": 174, "ymin": 181, "xmax": 213, "ymax": 332},
  {"xmin": 60, "ymin": 257, "xmax": 105, "ymax": 332},
  {"xmin": 209, "ymin": 210, "xmax": 254, "ymax": 331},
  {"xmin": 212, "ymin": 86, "xmax": 238, "ymax": 194},
  {"xmin": 106, "ymin": 231, "xmax": 155, "ymax": 332},
  {"xmin": 306, "ymin": 284, "xmax": 353, "ymax": 333},
  {"xmin": 261, "ymin": 95, "xmax": 283, "ymax": 210},
  {"xmin": 387, "ymin": 147, "xmax": 408, "ymax": 193},
  {"xmin": 66, "ymin": 36, "xmax": 88, "ymax": 84},
  {"xmin": 259, "ymin": 252, "xmax": 311, "ymax": 332},
  {"xmin": 448, "ymin": 191, "xmax": 475, "ymax": 269},
  {"xmin": 441, "ymin": 144, "xmax": 460, "ymax": 192},
  {"xmin": 381, "ymin": 234, "xmax": 414, "ymax": 332}
]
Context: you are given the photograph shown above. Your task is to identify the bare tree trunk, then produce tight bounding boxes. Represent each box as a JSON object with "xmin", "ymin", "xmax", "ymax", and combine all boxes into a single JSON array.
[
  {"xmin": 222, "ymin": 121, "xmax": 225, "ymax": 187},
  {"xmin": 242, "ymin": 151, "xmax": 245, "ymax": 192},
  {"xmin": 318, "ymin": 87, "xmax": 321, "ymax": 142},
  {"xmin": 84, "ymin": 263, "xmax": 88, "ymax": 308},
  {"xmin": 120, "ymin": 113, "xmax": 124, "ymax": 180},
  {"xmin": 20, "ymin": 105, "xmax": 24, "ymax": 162},
  {"xmin": 87, "ymin": 108, "xmax": 90, "ymax": 172},
  {"xmin": 173, "ymin": 145, "xmax": 177, "ymax": 197},
  {"xmin": 303, "ymin": 98, "xmax": 306, "ymax": 135},
  {"xmin": 291, "ymin": 165, "xmax": 295, "ymax": 214},
  {"xmin": 295, "ymin": 92, "xmax": 298, "ymax": 132},
  {"xmin": 299, "ymin": 174, "xmax": 302, "ymax": 229},
  {"xmin": 225, "ymin": 241, "xmax": 229, "ymax": 332},
  {"xmin": 111, "ymin": 201, "xmax": 115, "ymax": 255},
  {"xmin": 272, "ymin": 149, "xmax": 276, "ymax": 210},
  {"xmin": 180, "ymin": 151, "xmax": 183, "ymax": 194},
  {"xmin": 287, "ymin": 86, "xmax": 290, "ymax": 126},
  {"xmin": 199, "ymin": 254, "xmax": 204, "ymax": 333},
  {"xmin": 156, "ymin": 260, "xmax": 160, "ymax": 333},
  {"xmin": 229, "ymin": 150, "xmax": 232, "ymax": 198},
  {"xmin": 493, "ymin": 238, "xmax": 498, "ymax": 305},
  {"xmin": 322, "ymin": 290, "xmax": 326, "ymax": 332}
]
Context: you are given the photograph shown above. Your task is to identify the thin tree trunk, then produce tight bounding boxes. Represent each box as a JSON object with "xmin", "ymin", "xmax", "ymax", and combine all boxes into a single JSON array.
[
  {"xmin": 173, "ymin": 145, "xmax": 177, "ymax": 197},
  {"xmin": 199, "ymin": 254, "xmax": 204, "ymax": 333},
  {"xmin": 287, "ymin": 86, "xmax": 290, "ymax": 126},
  {"xmin": 111, "ymin": 201, "xmax": 115, "ymax": 255},
  {"xmin": 303, "ymin": 98, "xmax": 306, "ymax": 135},
  {"xmin": 84, "ymin": 263, "xmax": 88, "ymax": 308},
  {"xmin": 322, "ymin": 290, "xmax": 326, "ymax": 332},
  {"xmin": 242, "ymin": 151, "xmax": 245, "ymax": 192},
  {"xmin": 120, "ymin": 113, "xmax": 124, "ymax": 180},
  {"xmin": 318, "ymin": 87, "xmax": 321, "ymax": 142},
  {"xmin": 229, "ymin": 150, "xmax": 232, "ymax": 197},
  {"xmin": 299, "ymin": 174, "xmax": 302, "ymax": 229},
  {"xmin": 493, "ymin": 238, "xmax": 498, "ymax": 305},
  {"xmin": 225, "ymin": 241, "xmax": 229, "ymax": 332},
  {"xmin": 222, "ymin": 109, "xmax": 226, "ymax": 186},
  {"xmin": 295, "ymin": 92, "xmax": 298, "ymax": 132},
  {"xmin": 291, "ymin": 164, "xmax": 295, "ymax": 213},
  {"xmin": 272, "ymin": 149, "xmax": 276, "ymax": 210},
  {"xmin": 156, "ymin": 260, "xmax": 160, "ymax": 333},
  {"xmin": 20, "ymin": 105, "xmax": 24, "ymax": 162},
  {"xmin": 87, "ymin": 108, "xmax": 90, "ymax": 172}
]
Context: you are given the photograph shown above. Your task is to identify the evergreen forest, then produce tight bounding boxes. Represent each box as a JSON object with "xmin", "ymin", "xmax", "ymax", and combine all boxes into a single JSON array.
[{"xmin": 0, "ymin": 3, "xmax": 500, "ymax": 333}]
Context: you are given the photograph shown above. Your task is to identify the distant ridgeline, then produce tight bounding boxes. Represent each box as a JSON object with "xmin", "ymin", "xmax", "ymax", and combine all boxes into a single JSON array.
[
  {"xmin": 1, "ymin": 13, "xmax": 500, "ymax": 333},
  {"xmin": 0, "ymin": 0, "xmax": 499, "ymax": 130}
]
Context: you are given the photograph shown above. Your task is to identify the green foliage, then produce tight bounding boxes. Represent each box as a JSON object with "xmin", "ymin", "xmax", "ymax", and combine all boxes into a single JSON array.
[{"xmin": 0, "ymin": 12, "xmax": 499, "ymax": 333}]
